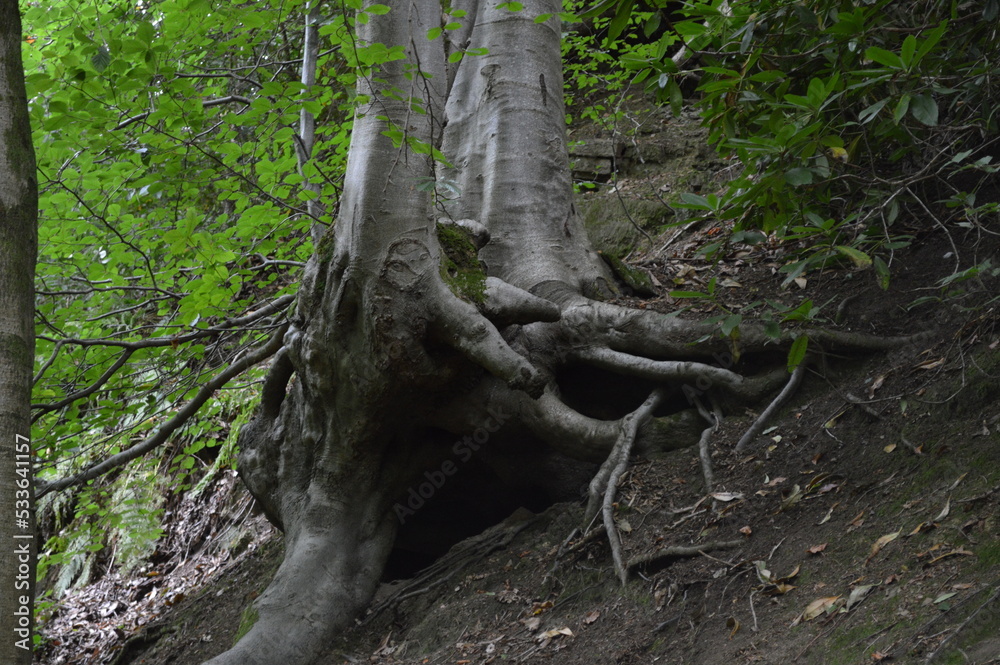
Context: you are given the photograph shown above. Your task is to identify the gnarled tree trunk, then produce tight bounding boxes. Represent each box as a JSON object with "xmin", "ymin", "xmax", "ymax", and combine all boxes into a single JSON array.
[{"xmin": 205, "ymin": 2, "xmax": 908, "ymax": 663}]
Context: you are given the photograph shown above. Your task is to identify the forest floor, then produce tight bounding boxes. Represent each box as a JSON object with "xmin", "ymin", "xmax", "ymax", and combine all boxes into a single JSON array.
[{"xmin": 35, "ymin": 106, "xmax": 1000, "ymax": 665}]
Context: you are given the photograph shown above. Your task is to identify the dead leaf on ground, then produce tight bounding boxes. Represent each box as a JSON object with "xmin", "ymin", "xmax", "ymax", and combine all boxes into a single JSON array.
[
  {"xmin": 914, "ymin": 357, "xmax": 945, "ymax": 370},
  {"xmin": 866, "ymin": 530, "xmax": 901, "ymax": 564},
  {"xmin": 522, "ymin": 617, "xmax": 541, "ymax": 632},
  {"xmin": 802, "ymin": 596, "xmax": 841, "ymax": 621},
  {"xmin": 817, "ymin": 501, "xmax": 840, "ymax": 525},
  {"xmin": 780, "ymin": 484, "xmax": 803, "ymax": 511},
  {"xmin": 739, "ymin": 525, "xmax": 753, "ymax": 536},
  {"xmin": 583, "ymin": 611, "xmax": 600, "ymax": 625},
  {"xmin": 926, "ymin": 548, "xmax": 975, "ymax": 566},
  {"xmin": 935, "ymin": 499, "xmax": 950, "ymax": 522},
  {"xmin": 531, "ymin": 600, "xmax": 553, "ymax": 615},
  {"xmin": 807, "ymin": 543, "xmax": 828, "ymax": 555},
  {"xmin": 906, "ymin": 521, "xmax": 935, "ymax": 537},
  {"xmin": 868, "ymin": 374, "xmax": 887, "ymax": 398},
  {"xmin": 845, "ymin": 584, "xmax": 875, "ymax": 611},
  {"xmin": 536, "ymin": 627, "xmax": 574, "ymax": 642},
  {"xmin": 726, "ymin": 616, "xmax": 740, "ymax": 639}
]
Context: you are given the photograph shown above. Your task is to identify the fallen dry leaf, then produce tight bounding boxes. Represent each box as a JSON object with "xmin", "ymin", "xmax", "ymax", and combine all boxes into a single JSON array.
[
  {"xmin": 906, "ymin": 521, "xmax": 935, "ymax": 537},
  {"xmin": 780, "ymin": 484, "xmax": 803, "ymax": 511},
  {"xmin": 802, "ymin": 596, "xmax": 841, "ymax": 621},
  {"xmin": 537, "ymin": 627, "xmax": 574, "ymax": 641},
  {"xmin": 583, "ymin": 611, "xmax": 600, "ymax": 625},
  {"xmin": 726, "ymin": 616, "xmax": 740, "ymax": 639},
  {"xmin": 926, "ymin": 548, "xmax": 975, "ymax": 566},
  {"xmin": 845, "ymin": 584, "xmax": 875, "ymax": 611},
  {"xmin": 739, "ymin": 526, "xmax": 753, "ymax": 536},
  {"xmin": 866, "ymin": 530, "xmax": 901, "ymax": 563},
  {"xmin": 817, "ymin": 501, "xmax": 839, "ymax": 525},
  {"xmin": 807, "ymin": 543, "xmax": 828, "ymax": 555}
]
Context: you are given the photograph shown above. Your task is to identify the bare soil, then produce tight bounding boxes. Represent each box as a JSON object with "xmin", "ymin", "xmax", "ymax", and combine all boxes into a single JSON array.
[{"xmin": 36, "ymin": 108, "xmax": 1000, "ymax": 665}]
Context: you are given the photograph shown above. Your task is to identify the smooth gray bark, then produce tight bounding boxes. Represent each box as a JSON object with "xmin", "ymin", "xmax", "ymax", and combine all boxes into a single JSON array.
[
  {"xmin": 204, "ymin": 1, "xmax": 908, "ymax": 663},
  {"xmin": 0, "ymin": 1, "xmax": 39, "ymax": 662}
]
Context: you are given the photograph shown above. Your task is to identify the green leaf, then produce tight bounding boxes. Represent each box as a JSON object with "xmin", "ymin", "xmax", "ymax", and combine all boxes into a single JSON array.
[
  {"xmin": 136, "ymin": 21, "xmax": 155, "ymax": 45},
  {"xmin": 865, "ymin": 46, "xmax": 903, "ymax": 69},
  {"xmin": 834, "ymin": 245, "xmax": 872, "ymax": 268},
  {"xmin": 607, "ymin": 0, "xmax": 635, "ymax": 41},
  {"xmin": 893, "ymin": 94, "xmax": 911, "ymax": 124},
  {"xmin": 676, "ymin": 192, "xmax": 712, "ymax": 209},
  {"xmin": 915, "ymin": 21, "xmax": 948, "ymax": 64},
  {"xmin": 910, "ymin": 94, "xmax": 938, "ymax": 126},
  {"xmin": 367, "ymin": 4, "xmax": 391, "ymax": 14},
  {"xmin": 859, "ymin": 98, "xmax": 889, "ymax": 124},
  {"xmin": 787, "ymin": 335, "xmax": 809, "ymax": 373},
  {"xmin": 91, "ymin": 45, "xmax": 111, "ymax": 72},
  {"xmin": 785, "ymin": 168, "xmax": 814, "ymax": 186},
  {"xmin": 900, "ymin": 35, "xmax": 916, "ymax": 69},
  {"xmin": 873, "ymin": 256, "xmax": 891, "ymax": 290},
  {"xmin": 721, "ymin": 313, "xmax": 742, "ymax": 337}
]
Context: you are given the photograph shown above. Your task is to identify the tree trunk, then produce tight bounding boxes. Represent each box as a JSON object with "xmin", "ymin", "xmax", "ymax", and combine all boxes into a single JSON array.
[
  {"xmin": 206, "ymin": 1, "xmax": 869, "ymax": 663},
  {"xmin": 0, "ymin": 1, "xmax": 39, "ymax": 662}
]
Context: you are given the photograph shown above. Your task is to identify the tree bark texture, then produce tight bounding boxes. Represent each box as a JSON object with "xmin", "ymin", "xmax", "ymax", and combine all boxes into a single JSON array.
[
  {"xmin": 208, "ymin": 1, "xmax": 904, "ymax": 663},
  {"xmin": 0, "ymin": 1, "xmax": 39, "ymax": 662}
]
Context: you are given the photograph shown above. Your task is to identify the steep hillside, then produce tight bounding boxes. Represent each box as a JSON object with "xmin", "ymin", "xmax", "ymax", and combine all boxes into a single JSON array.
[{"xmin": 37, "ymin": 107, "xmax": 1000, "ymax": 665}]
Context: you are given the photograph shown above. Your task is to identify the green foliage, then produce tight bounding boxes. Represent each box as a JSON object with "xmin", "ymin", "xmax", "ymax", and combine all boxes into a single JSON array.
[
  {"xmin": 561, "ymin": 0, "xmax": 677, "ymax": 127},
  {"xmin": 596, "ymin": 0, "xmax": 998, "ymax": 285},
  {"xmin": 20, "ymin": 0, "xmax": 388, "ymax": 608}
]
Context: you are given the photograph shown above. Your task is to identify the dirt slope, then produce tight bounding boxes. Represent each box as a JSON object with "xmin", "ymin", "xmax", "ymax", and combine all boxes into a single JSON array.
[{"xmin": 36, "ymin": 108, "xmax": 1000, "ymax": 665}]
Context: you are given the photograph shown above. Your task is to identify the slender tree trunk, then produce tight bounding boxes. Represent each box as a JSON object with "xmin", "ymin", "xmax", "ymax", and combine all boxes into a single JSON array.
[{"xmin": 0, "ymin": 1, "xmax": 39, "ymax": 662}]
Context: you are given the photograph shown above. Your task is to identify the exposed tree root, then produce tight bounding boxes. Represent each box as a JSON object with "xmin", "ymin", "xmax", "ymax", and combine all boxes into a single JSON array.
[
  {"xmin": 734, "ymin": 361, "xmax": 809, "ymax": 454},
  {"xmin": 584, "ymin": 389, "xmax": 666, "ymax": 585},
  {"xmin": 693, "ymin": 396, "xmax": 722, "ymax": 493},
  {"xmin": 627, "ymin": 539, "xmax": 743, "ymax": 570}
]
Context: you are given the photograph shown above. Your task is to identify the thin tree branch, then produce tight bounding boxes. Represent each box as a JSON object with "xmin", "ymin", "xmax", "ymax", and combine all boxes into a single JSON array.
[
  {"xmin": 114, "ymin": 95, "xmax": 252, "ymax": 131},
  {"xmin": 36, "ymin": 324, "xmax": 288, "ymax": 498},
  {"xmin": 32, "ymin": 348, "xmax": 135, "ymax": 419},
  {"xmin": 36, "ymin": 294, "xmax": 294, "ymax": 349}
]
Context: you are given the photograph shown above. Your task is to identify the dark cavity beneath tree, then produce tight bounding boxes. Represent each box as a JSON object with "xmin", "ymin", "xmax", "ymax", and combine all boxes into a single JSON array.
[{"xmin": 219, "ymin": 1, "xmax": 917, "ymax": 663}]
